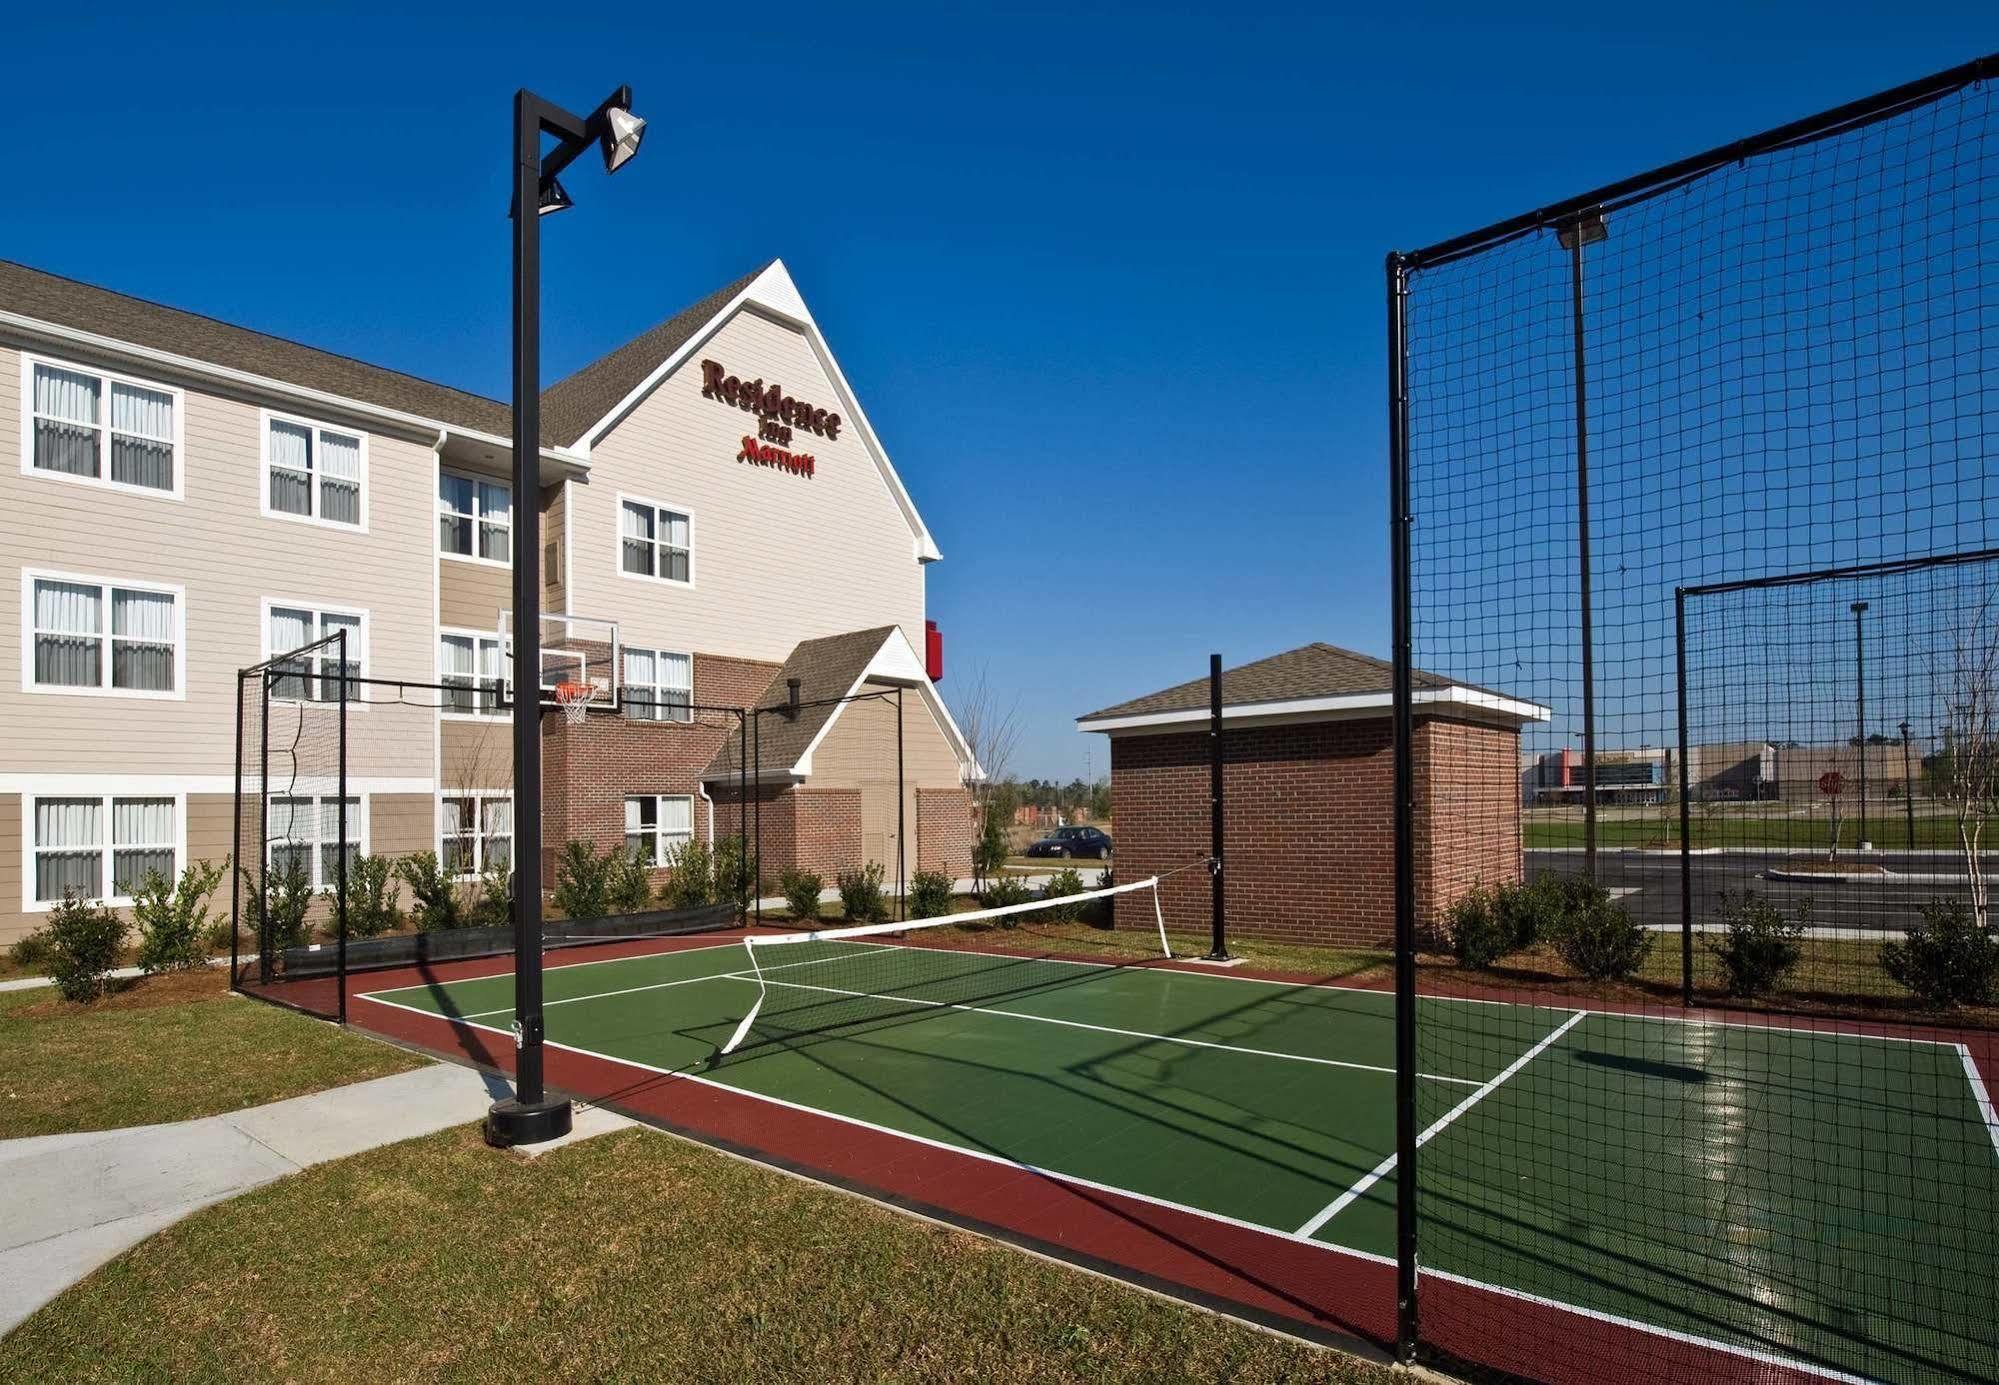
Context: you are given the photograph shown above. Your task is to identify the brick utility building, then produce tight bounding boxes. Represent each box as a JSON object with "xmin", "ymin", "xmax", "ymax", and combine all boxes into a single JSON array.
[{"xmin": 1076, "ymin": 644, "xmax": 1547, "ymax": 949}]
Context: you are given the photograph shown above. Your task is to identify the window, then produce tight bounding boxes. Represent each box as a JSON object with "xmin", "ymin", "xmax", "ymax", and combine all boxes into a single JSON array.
[
  {"xmin": 25, "ymin": 358, "xmax": 180, "ymax": 496},
  {"xmin": 268, "ymin": 795, "xmax": 361, "ymax": 890},
  {"xmin": 440, "ymin": 632, "xmax": 505, "ymax": 715},
  {"xmin": 441, "ymin": 794, "xmax": 512, "ymax": 878},
  {"xmin": 30, "ymin": 794, "xmax": 179, "ymax": 906},
  {"xmin": 26, "ymin": 572, "xmax": 181, "ymax": 696},
  {"xmin": 264, "ymin": 413, "xmax": 365, "ymax": 527},
  {"xmin": 266, "ymin": 603, "xmax": 363, "ymax": 702},
  {"xmin": 625, "ymin": 795, "xmax": 693, "ymax": 866},
  {"xmin": 623, "ymin": 647, "xmax": 692, "ymax": 722},
  {"xmin": 439, "ymin": 472, "xmax": 511, "ymax": 562},
  {"xmin": 620, "ymin": 498, "xmax": 692, "ymax": 584}
]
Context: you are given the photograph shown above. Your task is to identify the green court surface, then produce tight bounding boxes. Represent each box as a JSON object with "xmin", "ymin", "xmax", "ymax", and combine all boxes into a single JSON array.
[{"xmin": 362, "ymin": 940, "xmax": 1999, "ymax": 1383}]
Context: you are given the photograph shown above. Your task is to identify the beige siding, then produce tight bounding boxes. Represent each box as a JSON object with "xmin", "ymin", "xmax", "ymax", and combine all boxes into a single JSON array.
[
  {"xmin": 440, "ymin": 718, "xmax": 512, "ymax": 793},
  {"xmin": 0, "ymin": 337, "xmax": 437, "ymax": 784},
  {"xmin": 807, "ymin": 683, "xmax": 965, "ymax": 883},
  {"xmin": 439, "ymin": 555, "xmax": 510, "ymax": 633},
  {"xmin": 571, "ymin": 309, "xmax": 926, "ymax": 664},
  {"xmin": 0, "ymin": 793, "xmax": 18, "ymax": 942},
  {"xmin": 371, "ymin": 792, "xmax": 433, "ymax": 858},
  {"xmin": 542, "ymin": 481, "xmax": 568, "ymax": 614}
]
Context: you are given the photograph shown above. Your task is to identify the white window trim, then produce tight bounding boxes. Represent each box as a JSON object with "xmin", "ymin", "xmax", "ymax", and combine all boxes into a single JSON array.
[
  {"xmin": 259, "ymin": 407, "xmax": 370, "ymax": 533},
  {"xmin": 262, "ymin": 791, "xmax": 370, "ymax": 893},
  {"xmin": 438, "ymin": 468, "xmax": 512, "ymax": 568},
  {"xmin": 20, "ymin": 789, "xmax": 188, "ymax": 913},
  {"xmin": 437, "ymin": 790, "xmax": 513, "ymax": 880},
  {"xmin": 20, "ymin": 567, "xmax": 188, "ymax": 701},
  {"xmin": 625, "ymin": 793, "xmax": 696, "ymax": 867},
  {"xmin": 19, "ymin": 353, "xmax": 186, "ymax": 502},
  {"xmin": 259, "ymin": 596, "xmax": 369, "ymax": 711},
  {"xmin": 615, "ymin": 492, "xmax": 697, "ymax": 590},
  {"xmin": 623, "ymin": 644, "xmax": 695, "ymax": 723},
  {"xmin": 437, "ymin": 627, "xmax": 507, "ymax": 721}
]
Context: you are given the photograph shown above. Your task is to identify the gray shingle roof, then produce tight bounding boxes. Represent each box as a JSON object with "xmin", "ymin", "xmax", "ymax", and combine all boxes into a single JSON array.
[
  {"xmin": 1078, "ymin": 642, "xmax": 1462, "ymax": 722},
  {"xmin": 0, "ymin": 257, "xmax": 768, "ymax": 449},
  {"xmin": 703, "ymin": 626, "xmax": 900, "ymax": 781}
]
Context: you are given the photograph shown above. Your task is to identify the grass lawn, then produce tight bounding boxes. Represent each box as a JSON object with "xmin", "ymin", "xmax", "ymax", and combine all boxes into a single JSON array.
[
  {"xmin": 0, "ymin": 1122, "xmax": 1382, "ymax": 1384},
  {"xmin": 1524, "ymin": 811, "xmax": 1999, "ymax": 850},
  {"xmin": 0, "ymin": 970, "xmax": 425, "ymax": 1139}
]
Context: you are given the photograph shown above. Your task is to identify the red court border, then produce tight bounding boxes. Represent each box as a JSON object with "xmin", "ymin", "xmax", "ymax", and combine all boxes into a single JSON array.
[{"xmin": 293, "ymin": 930, "xmax": 1987, "ymax": 1385}]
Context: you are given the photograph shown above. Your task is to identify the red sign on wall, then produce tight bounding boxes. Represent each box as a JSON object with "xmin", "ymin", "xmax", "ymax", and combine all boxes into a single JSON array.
[{"xmin": 1817, "ymin": 770, "xmax": 1844, "ymax": 796}]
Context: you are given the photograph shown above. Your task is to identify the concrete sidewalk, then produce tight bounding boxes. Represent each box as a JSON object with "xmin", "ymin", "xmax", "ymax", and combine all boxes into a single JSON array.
[{"xmin": 0, "ymin": 1062, "xmax": 506, "ymax": 1335}]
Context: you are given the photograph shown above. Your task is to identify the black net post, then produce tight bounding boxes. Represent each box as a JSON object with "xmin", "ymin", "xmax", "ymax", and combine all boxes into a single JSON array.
[
  {"xmin": 1675, "ymin": 586, "xmax": 1693, "ymax": 1007},
  {"xmin": 335, "ymin": 627, "xmax": 349, "ymax": 1024},
  {"xmin": 230, "ymin": 667, "xmax": 246, "ymax": 989},
  {"xmin": 1204, "ymin": 653, "xmax": 1229, "ymax": 961},
  {"xmin": 257, "ymin": 666, "xmax": 271, "ymax": 986},
  {"xmin": 897, "ymin": 684, "xmax": 907, "ymax": 922}
]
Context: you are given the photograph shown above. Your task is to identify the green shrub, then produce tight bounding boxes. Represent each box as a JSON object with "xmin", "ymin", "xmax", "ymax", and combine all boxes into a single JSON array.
[
  {"xmin": 10, "ymin": 926, "xmax": 53, "ymax": 972},
  {"xmin": 244, "ymin": 859, "xmax": 316, "ymax": 953},
  {"xmin": 661, "ymin": 838, "xmax": 714, "ymax": 911},
  {"xmin": 1550, "ymin": 896, "xmax": 1651, "ymax": 980},
  {"xmin": 1039, "ymin": 868, "xmax": 1088, "ymax": 923},
  {"xmin": 714, "ymin": 835, "xmax": 757, "ymax": 915},
  {"xmin": 606, "ymin": 846, "xmax": 653, "ymax": 914},
  {"xmin": 1079, "ymin": 866, "xmax": 1115, "ymax": 928},
  {"xmin": 200, "ymin": 916, "xmax": 238, "ymax": 956},
  {"xmin": 1443, "ymin": 886, "xmax": 1512, "ymax": 970},
  {"xmin": 977, "ymin": 876, "xmax": 1034, "ymax": 919},
  {"xmin": 394, "ymin": 852, "xmax": 465, "ymax": 933},
  {"xmin": 836, "ymin": 861, "xmax": 889, "ymax": 924},
  {"xmin": 45, "ymin": 892, "xmax": 129, "ymax": 1002},
  {"xmin": 973, "ymin": 806, "xmax": 1009, "ymax": 886},
  {"xmin": 907, "ymin": 870, "xmax": 954, "ymax": 920},
  {"xmin": 468, "ymin": 856, "xmax": 512, "ymax": 929},
  {"xmin": 133, "ymin": 858, "xmax": 229, "ymax": 972},
  {"xmin": 551, "ymin": 840, "xmax": 612, "ymax": 921},
  {"xmin": 1881, "ymin": 898, "xmax": 1999, "ymax": 1008},
  {"xmin": 1706, "ymin": 889, "xmax": 1808, "ymax": 998},
  {"xmin": 345, "ymin": 854, "xmax": 401, "ymax": 937},
  {"xmin": 780, "ymin": 868, "xmax": 824, "ymax": 922}
]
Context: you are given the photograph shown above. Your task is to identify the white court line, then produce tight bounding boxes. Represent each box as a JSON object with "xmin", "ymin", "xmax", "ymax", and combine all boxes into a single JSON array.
[
  {"xmin": 1958, "ymin": 1044, "xmax": 1999, "ymax": 1159},
  {"xmin": 353, "ymin": 991, "xmax": 1873, "ymax": 1385},
  {"xmin": 444, "ymin": 951, "xmax": 854, "ymax": 1022},
  {"xmin": 1293, "ymin": 1010, "xmax": 1591, "ymax": 1238}
]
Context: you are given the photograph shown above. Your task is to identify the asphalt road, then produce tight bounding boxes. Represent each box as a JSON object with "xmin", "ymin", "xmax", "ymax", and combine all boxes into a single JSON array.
[{"xmin": 1526, "ymin": 849, "xmax": 1988, "ymax": 934}]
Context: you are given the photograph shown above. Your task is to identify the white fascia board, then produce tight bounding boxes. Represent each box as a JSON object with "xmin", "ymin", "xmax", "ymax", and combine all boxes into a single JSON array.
[
  {"xmin": 572, "ymin": 260, "xmax": 943, "ymax": 564},
  {"xmin": 1075, "ymin": 686, "xmax": 1552, "ymax": 734},
  {"xmin": 0, "ymin": 309, "xmax": 589, "ymax": 477},
  {"xmin": 859, "ymin": 628, "xmax": 980, "ymax": 779}
]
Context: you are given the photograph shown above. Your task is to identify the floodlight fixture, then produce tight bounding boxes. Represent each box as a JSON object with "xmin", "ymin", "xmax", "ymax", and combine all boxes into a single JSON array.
[
  {"xmin": 1556, "ymin": 207, "xmax": 1609, "ymax": 250},
  {"xmin": 601, "ymin": 104, "xmax": 645, "ymax": 173},
  {"xmin": 538, "ymin": 177, "xmax": 574, "ymax": 215}
]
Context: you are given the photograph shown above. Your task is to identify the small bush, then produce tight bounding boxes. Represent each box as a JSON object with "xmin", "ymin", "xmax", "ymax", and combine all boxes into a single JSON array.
[
  {"xmin": 133, "ymin": 857, "xmax": 229, "ymax": 972},
  {"xmin": 10, "ymin": 926, "xmax": 54, "ymax": 972},
  {"xmin": 200, "ymin": 916, "xmax": 238, "ymax": 956},
  {"xmin": 659, "ymin": 838, "xmax": 714, "ymax": 911},
  {"xmin": 468, "ymin": 856, "xmax": 512, "ymax": 929},
  {"xmin": 1443, "ymin": 886, "xmax": 1512, "ymax": 970},
  {"xmin": 836, "ymin": 861, "xmax": 890, "ymax": 924},
  {"xmin": 973, "ymin": 807, "xmax": 1009, "ymax": 886},
  {"xmin": 1706, "ymin": 889, "xmax": 1808, "ymax": 998},
  {"xmin": 1078, "ymin": 866, "xmax": 1115, "ymax": 928},
  {"xmin": 713, "ymin": 836, "xmax": 757, "ymax": 915},
  {"xmin": 345, "ymin": 854, "xmax": 401, "ymax": 938},
  {"xmin": 1550, "ymin": 897, "xmax": 1651, "ymax": 980},
  {"xmin": 1039, "ymin": 868, "xmax": 1088, "ymax": 924},
  {"xmin": 1881, "ymin": 898, "xmax": 1999, "ymax": 1008},
  {"xmin": 606, "ymin": 846, "xmax": 653, "ymax": 914},
  {"xmin": 395, "ymin": 852, "xmax": 465, "ymax": 933},
  {"xmin": 977, "ymin": 876, "xmax": 1034, "ymax": 920},
  {"xmin": 551, "ymin": 840, "xmax": 613, "ymax": 921},
  {"xmin": 245, "ymin": 859, "xmax": 316, "ymax": 953},
  {"xmin": 907, "ymin": 870, "xmax": 954, "ymax": 920},
  {"xmin": 780, "ymin": 868, "xmax": 824, "ymax": 923},
  {"xmin": 45, "ymin": 892, "xmax": 129, "ymax": 1002}
]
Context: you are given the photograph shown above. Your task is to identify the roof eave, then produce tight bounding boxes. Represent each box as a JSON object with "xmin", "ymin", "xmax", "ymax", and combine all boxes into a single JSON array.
[{"xmin": 1076, "ymin": 686, "xmax": 1553, "ymax": 734}]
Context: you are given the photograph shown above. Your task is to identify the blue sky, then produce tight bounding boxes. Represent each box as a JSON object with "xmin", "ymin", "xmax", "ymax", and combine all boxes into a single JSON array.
[{"xmin": 2, "ymin": 4, "xmax": 1990, "ymax": 778}]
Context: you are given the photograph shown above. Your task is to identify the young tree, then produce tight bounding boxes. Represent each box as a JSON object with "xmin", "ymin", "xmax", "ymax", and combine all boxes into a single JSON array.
[
  {"xmin": 1933, "ymin": 584, "xmax": 1999, "ymax": 931},
  {"xmin": 953, "ymin": 662, "xmax": 1024, "ymax": 885}
]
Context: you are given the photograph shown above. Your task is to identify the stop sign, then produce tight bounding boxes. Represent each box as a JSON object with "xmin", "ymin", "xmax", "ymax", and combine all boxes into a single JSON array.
[{"xmin": 1817, "ymin": 770, "xmax": 1845, "ymax": 796}]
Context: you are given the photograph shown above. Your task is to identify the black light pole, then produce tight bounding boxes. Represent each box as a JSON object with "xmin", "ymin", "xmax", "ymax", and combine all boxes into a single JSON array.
[
  {"xmin": 1900, "ymin": 718, "xmax": 1916, "ymax": 852},
  {"xmin": 1850, "ymin": 600, "xmax": 1869, "ymax": 850},
  {"xmin": 1205, "ymin": 653, "xmax": 1230, "ymax": 962},
  {"xmin": 1559, "ymin": 208, "xmax": 1606, "ymax": 883},
  {"xmin": 486, "ymin": 84, "xmax": 647, "ymax": 1150}
]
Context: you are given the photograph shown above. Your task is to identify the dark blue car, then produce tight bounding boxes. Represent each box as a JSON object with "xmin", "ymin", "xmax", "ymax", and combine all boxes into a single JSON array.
[{"xmin": 1024, "ymin": 825, "xmax": 1112, "ymax": 860}]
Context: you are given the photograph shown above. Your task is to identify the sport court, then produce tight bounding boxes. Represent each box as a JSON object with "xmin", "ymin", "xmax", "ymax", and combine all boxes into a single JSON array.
[{"xmin": 356, "ymin": 927, "xmax": 1999, "ymax": 1385}]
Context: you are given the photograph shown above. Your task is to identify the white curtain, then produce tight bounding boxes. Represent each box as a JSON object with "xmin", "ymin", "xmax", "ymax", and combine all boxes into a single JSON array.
[
  {"xmin": 662, "ymin": 651, "xmax": 692, "ymax": 720},
  {"xmin": 111, "ymin": 588, "xmax": 175, "ymax": 692},
  {"xmin": 268, "ymin": 607, "xmax": 313, "ymax": 698},
  {"xmin": 623, "ymin": 648, "xmax": 657, "ymax": 719},
  {"xmin": 109, "ymin": 382, "xmax": 175, "ymax": 490},
  {"xmin": 33, "ymin": 365, "xmax": 100, "ymax": 478},
  {"xmin": 318, "ymin": 612, "xmax": 361, "ymax": 701},
  {"xmin": 319, "ymin": 431, "xmax": 362, "ymax": 525},
  {"xmin": 482, "ymin": 798, "xmax": 513, "ymax": 870},
  {"xmin": 438, "ymin": 473, "xmax": 474, "ymax": 554},
  {"xmin": 660, "ymin": 796, "xmax": 693, "ymax": 843},
  {"xmin": 441, "ymin": 635, "xmax": 474, "ymax": 712},
  {"xmin": 621, "ymin": 501, "xmax": 654, "ymax": 575},
  {"xmin": 267, "ymin": 420, "xmax": 313, "ymax": 515},
  {"xmin": 112, "ymin": 797, "xmax": 176, "ymax": 894},
  {"xmin": 318, "ymin": 797, "xmax": 358, "ymax": 885},
  {"xmin": 34, "ymin": 579, "xmax": 102, "ymax": 687},
  {"xmin": 35, "ymin": 797, "xmax": 103, "ymax": 902},
  {"xmin": 477, "ymin": 480, "xmax": 511, "ymax": 561},
  {"xmin": 661, "ymin": 511, "xmax": 690, "ymax": 581}
]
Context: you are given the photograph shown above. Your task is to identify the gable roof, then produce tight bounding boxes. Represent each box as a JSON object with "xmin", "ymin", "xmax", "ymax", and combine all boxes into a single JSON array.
[
  {"xmin": 703, "ymin": 626, "xmax": 904, "ymax": 782},
  {"xmin": 1077, "ymin": 642, "xmax": 1546, "ymax": 730}
]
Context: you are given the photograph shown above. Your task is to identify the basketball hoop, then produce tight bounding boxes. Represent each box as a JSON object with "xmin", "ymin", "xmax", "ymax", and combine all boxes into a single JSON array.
[{"xmin": 553, "ymin": 681, "xmax": 593, "ymax": 725}]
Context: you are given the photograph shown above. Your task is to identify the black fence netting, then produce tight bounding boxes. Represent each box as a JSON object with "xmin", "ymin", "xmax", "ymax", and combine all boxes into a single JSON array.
[{"xmin": 1390, "ymin": 58, "xmax": 1997, "ymax": 1385}]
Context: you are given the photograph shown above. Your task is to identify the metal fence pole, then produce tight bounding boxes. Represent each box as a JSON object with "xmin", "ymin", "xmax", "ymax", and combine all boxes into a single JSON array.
[
  {"xmin": 753, "ymin": 710, "xmax": 763, "ymax": 927},
  {"xmin": 1563, "ymin": 214, "xmax": 1601, "ymax": 882},
  {"xmin": 1676, "ymin": 589, "xmax": 1694, "ymax": 1006},
  {"xmin": 1205, "ymin": 654, "xmax": 1229, "ymax": 961},
  {"xmin": 258, "ymin": 670, "xmax": 272, "ymax": 986},
  {"xmin": 897, "ymin": 685, "xmax": 907, "ymax": 922},
  {"xmin": 230, "ymin": 668, "xmax": 245, "ymax": 990},
  {"xmin": 336, "ymin": 628, "xmax": 349, "ymax": 1024}
]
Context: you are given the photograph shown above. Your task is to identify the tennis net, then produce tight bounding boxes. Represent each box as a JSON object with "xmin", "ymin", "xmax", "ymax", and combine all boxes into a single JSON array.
[{"xmin": 716, "ymin": 874, "xmax": 1173, "ymax": 1059}]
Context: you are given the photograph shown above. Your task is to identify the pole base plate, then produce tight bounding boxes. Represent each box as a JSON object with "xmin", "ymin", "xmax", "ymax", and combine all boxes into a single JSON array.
[{"xmin": 484, "ymin": 1096, "xmax": 573, "ymax": 1148}]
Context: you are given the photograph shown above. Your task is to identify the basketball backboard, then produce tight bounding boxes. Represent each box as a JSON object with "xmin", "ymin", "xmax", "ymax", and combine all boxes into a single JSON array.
[{"xmin": 497, "ymin": 610, "xmax": 621, "ymax": 711}]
